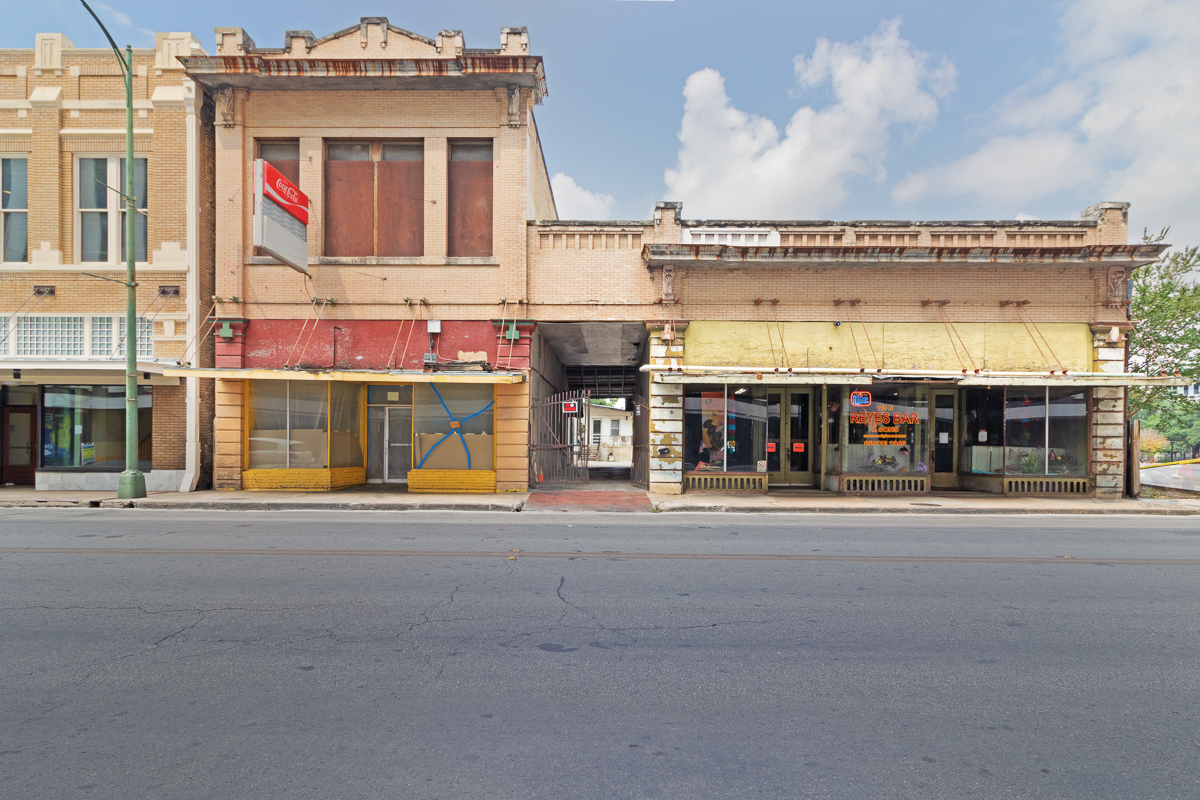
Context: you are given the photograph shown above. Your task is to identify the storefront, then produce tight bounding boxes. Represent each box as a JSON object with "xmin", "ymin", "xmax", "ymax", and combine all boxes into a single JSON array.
[
  {"xmin": 1, "ymin": 366, "xmax": 181, "ymax": 490},
  {"xmin": 672, "ymin": 375, "xmax": 1131, "ymax": 496},
  {"xmin": 167, "ymin": 369, "xmax": 525, "ymax": 493}
]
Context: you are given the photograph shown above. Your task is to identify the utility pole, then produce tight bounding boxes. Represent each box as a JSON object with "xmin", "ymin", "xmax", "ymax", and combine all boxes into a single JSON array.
[{"xmin": 81, "ymin": 1, "xmax": 145, "ymax": 498}]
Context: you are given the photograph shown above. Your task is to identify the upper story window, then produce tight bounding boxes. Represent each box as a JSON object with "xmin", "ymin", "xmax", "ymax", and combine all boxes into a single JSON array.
[
  {"xmin": 77, "ymin": 157, "xmax": 147, "ymax": 264},
  {"xmin": 259, "ymin": 141, "xmax": 300, "ymax": 186},
  {"xmin": 448, "ymin": 141, "xmax": 493, "ymax": 258},
  {"xmin": 684, "ymin": 227, "xmax": 780, "ymax": 246},
  {"xmin": 2, "ymin": 158, "xmax": 27, "ymax": 263},
  {"xmin": 324, "ymin": 140, "xmax": 424, "ymax": 258}
]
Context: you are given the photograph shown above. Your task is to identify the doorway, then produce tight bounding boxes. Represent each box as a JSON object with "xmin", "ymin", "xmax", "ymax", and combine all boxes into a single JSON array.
[
  {"xmin": 931, "ymin": 390, "xmax": 958, "ymax": 489},
  {"xmin": 367, "ymin": 392, "xmax": 413, "ymax": 484},
  {"xmin": 3, "ymin": 406, "xmax": 36, "ymax": 485},
  {"xmin": 766, "ymin": 389, "xmax": 813, "ymax": 487}
]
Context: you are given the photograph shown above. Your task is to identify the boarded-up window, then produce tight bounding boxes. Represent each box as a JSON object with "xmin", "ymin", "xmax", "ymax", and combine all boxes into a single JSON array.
[
  {"xmin": 448, "ymin": 141, "xmax": 492, "ymax": 257},
  {"xmin": 324, "ymin": 141, "xmax": 424, "ymax": 258},
  {"xmin": 325, "ymin": 142, "xmax": 373, "ymax": 257},
  {"xmin": 378, "ymin": 143, "xmax": 424, "ymax": 257},
  {"xmin": 259, "ymin": 141, "xmax": 300, "ymax": 186}
]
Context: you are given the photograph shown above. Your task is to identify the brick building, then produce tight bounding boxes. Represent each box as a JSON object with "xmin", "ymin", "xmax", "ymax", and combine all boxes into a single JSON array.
[
  {"xmin": 526, "ymin": 202, "xmax": 1184, "ymax": 497},
  {"xmin": 172, "ymin": 19, "xmax": 550, "ymax": 493},
  {"xmin": 0, "ymin": 32, "xmax": 214, "ymax": 491},
  {"xmin": 158, "ymin": 15, "xmax": 1184, "ymax": 499}
]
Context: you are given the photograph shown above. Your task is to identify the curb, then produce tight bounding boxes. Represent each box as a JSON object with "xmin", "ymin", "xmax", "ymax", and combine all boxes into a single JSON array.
[
  {"xmin": 651, "ymin": 503, "xmax": 1200, "ymax": 515},
  {"xmin": 94, "ymin": 500, "xmax": 526, "ymax": 512}
]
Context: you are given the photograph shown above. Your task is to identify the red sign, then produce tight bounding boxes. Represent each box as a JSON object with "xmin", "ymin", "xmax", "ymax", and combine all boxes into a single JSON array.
[
  {"xmin": 262, "ymin": 161, "xmax": 309, "ymax": 225},
  {"xmin": 766, "ymin": 442, "xmax": 776, "ymax": 453},
  {"xmin": 792, "ymin": 442, "xmax": 805, "ymax": 453},
  {"xmin": 562, "ymin": 400, "xmax": 579, "ymax": 414}
]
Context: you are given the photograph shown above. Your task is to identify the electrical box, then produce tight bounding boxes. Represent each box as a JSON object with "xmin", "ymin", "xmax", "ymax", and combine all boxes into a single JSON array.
[
  {"xmin": 423, "ymin": 353, "xmax": 438, "ymax": 365},
  {"xmin": 426, "ymin": 319, "xmax": 441, "ymax": 333}
]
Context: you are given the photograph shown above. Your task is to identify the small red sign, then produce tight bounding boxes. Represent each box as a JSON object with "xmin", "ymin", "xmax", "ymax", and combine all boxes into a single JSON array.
[
  {"xmin": 562, "ymin": 400, "xmax": 579, "ymax": 414},
  {"xmin": 766, "ymin": 442, "xmax": 776, "ymax": 453},
  {"xmin": 262, "ymin": 161, "xmax": 309, "ymax": 225},
  {"xmin": 792, "ymin": 442, "xmax": 805, "ymax": 453}
]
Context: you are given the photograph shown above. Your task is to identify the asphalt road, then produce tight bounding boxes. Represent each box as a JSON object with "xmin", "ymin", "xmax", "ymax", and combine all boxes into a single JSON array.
[{"xmin": 1, "ymin": 510, "xmax": 1198, "ymax": 800}]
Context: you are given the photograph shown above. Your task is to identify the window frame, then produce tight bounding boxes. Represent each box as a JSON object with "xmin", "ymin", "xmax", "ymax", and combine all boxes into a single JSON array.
[
  {"xmin": 1, "ymin": 155, "xmax": 29, "ymax": 265},
  {"xmin": 74, "ymin": 154, "xmax": 149, "ymax": 267},
  {"xmin": 0, "ymin": 313, "xmax": 153, "ymax": 359},
  {"xmin": 323, "ymin": 139, "xmax": 425, "ymax": 258}
]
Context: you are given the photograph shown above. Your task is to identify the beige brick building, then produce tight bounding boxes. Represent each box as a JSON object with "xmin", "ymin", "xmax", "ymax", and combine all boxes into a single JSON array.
[
  {"xmin": 0, "ymin": 32, "xmax": 214, "ymax": 491},
  {"xmin": 157, "ymin": 15, "xmax": 1184, "ymax": 499}
]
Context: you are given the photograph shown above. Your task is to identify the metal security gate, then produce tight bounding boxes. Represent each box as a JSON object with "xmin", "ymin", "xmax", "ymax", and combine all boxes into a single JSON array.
[
  {"xmin": 630, "ymin": 394, "xmax": 649, "ymax": 488},
  {"xmin": 529, "ymin": 390, "xmax": 591, "ymax": 486}
]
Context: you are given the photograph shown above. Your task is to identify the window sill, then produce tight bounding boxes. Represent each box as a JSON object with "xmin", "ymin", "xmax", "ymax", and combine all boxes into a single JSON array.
[
  {"xmin": 0, "ymin": 262, "xmax": 185, "ymax": 273},
  {"xmin": 247, "ymin": 256, "xmax": 499, "ymax": 267}
]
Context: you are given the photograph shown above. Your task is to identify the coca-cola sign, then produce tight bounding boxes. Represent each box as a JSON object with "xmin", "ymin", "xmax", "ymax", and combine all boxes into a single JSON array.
[{"xmin": 260, "ymin": 160, "xmax": 308, "ymax": 226}]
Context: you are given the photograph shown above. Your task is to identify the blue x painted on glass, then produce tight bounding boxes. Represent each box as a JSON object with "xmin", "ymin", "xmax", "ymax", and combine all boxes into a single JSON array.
[{"xmin": 415, "ymin": 385, "xmax": 495, "ymax": 470}]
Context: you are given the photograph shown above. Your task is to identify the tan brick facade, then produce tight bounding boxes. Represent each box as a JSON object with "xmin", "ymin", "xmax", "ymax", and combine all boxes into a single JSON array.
[{"xmin": 1, "ymin": 32, "xmax": 214, "ymax": 492}]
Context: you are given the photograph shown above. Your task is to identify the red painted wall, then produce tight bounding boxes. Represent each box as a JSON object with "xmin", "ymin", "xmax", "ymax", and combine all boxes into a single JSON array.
[{"xmin": 240, "ymin": 319, "xmax": 528, "ymax": 371}]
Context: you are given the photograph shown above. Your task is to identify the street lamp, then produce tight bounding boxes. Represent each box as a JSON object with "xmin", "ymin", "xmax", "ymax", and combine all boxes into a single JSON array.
[{"xmin": 80, "ymin": 0, "xmax": 145, "ymax": 498}]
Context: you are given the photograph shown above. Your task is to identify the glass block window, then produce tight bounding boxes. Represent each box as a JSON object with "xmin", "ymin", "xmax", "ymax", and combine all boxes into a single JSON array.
[
  {"xmin": 17, "ymin": 316, "xmax": 86, "ymax": 356},
  {"xmin": 91, "ymin": 316, "xmax": 115, "ymax": 356},
  {"xmin": 120, "ymin": 316, "xmax": 155, "ymax": 358}
]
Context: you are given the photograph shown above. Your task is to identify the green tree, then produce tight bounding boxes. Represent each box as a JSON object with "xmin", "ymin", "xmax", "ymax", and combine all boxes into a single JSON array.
[
  {"xmin": 1127, "ymin": 229, "xmax": 1200, "ymax": 417},
  {"xmin": 1144, "ymin": 401, "xmax": 1200, "ymax": 460}
]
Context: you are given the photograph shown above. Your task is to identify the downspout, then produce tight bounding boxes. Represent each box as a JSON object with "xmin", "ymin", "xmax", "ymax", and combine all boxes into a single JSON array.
[{"xmin": 181, "ymin": 78, "xmax": 200, "ymax": 492}]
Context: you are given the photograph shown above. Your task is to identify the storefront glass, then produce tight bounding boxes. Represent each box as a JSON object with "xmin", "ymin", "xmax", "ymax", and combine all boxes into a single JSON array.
[
  {"xmin": 1047, "ymin": 388, "xmax": 1088, "ymax": 475},
  {"xmin": 41, "ymin": 385, "xmax": 151, "ymax": 470},
  {"xmin": 413, "ymin": 384, "xmax": 494, "ymax": 470},
  {"xmin": 842, "ymin": 384, "xmax": 927, "ymax": 475},
  {"xmin": 683, "ymin": 386, "xmax": 726, "ymax": 471},
  {"xmin": 1005, "ymin": 388, "xmax": 1047, "ymax": 475},
  {"xmin": 248, "ymin": 380, "xmax": 329, "ymax": 469},
  {"xmin": 329, "ymin": 382, "xmax": 363, "ymax": 469},
  {"xmin": 725, "ymin": 387, "xmax": 767, "ymax": 473},
  {"xmin": 961, "ymin": 389, "xmax": 1005, "ymax": 474},
  {"xmin": 825, "ymin": 387, "xmax": 842, "ymax": 475}
]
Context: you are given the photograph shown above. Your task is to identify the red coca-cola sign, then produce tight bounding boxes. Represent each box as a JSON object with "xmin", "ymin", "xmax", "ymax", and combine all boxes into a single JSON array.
[{"xmin": 261, "ymin": 161, "xmax": 309, "ymax": 225}]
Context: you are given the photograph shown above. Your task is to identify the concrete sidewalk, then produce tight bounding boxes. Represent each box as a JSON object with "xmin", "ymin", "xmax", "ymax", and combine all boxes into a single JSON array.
[
  {"xmin": 2, "ymin": 486, "xmax": 1197, "ymax": 514},
  {"xmin": 651, "ymin": 491, "xmax": 1200, "ymax": 515}
]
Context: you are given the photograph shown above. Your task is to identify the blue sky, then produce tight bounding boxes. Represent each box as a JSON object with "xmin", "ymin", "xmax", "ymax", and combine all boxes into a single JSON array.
[{"xmin": 13, "ymin": 1, "xmax": 1200, "ymax": 244}]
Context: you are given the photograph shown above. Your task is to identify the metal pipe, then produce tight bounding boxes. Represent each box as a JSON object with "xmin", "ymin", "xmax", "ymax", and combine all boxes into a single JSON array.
[{"xmin": 638, "ymin": 363, "xmax": 1171, "ymax": 380}]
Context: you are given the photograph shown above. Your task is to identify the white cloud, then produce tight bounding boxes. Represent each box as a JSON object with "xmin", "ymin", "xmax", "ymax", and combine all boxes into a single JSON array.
[
  {"xmin": 94, "ymin": 3, "xmax": 155, "ymax": 42},
  {"xmin": 893, "ymin": 0, "xmax": 1200, "ymax": 243},
  {"xmin": 1015, "ymin": 212, "xmax": 1040, "ymax": 221},
  {"xmin": 551, "ymin": 173, "xmax": 617, "ymax": 219},
  {"xmin": 664, "ymin": 19, "xmax": 955, "ymax": 218}
]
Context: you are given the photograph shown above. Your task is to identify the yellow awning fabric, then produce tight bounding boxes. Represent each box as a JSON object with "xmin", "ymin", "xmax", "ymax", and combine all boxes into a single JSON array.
[{"xmin": 163, "ymin": 367, "xmax": 525, "ymax": 384}]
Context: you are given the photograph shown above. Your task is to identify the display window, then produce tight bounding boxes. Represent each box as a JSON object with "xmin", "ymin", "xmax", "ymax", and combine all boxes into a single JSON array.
[
  {"xmin": 247, "ymin": 381, "xmax": 363, "ymax": 470},
  {"xmin": 412, "ymin": 384, "xmax": 494, "ymax": 470},
  {"xmin": 843, "ymin": 384, "xmax": 927, "ymax": 475},
  {"xmin": 41, "ymin": 385, "xmax": 152, "ymax": 470}
]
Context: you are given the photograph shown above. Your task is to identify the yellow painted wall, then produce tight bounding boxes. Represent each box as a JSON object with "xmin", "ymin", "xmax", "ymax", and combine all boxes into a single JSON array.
[
  {"xmin": 409, "ymin": 469, "xmax": 498, "ymax": 493},
  {"xmin": 684, "ymin": 321, "xmax": 1092, "ymax": 373}
]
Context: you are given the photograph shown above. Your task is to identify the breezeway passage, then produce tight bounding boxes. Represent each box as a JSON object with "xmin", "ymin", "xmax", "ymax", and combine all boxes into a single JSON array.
[{"xmin": 2, "ymin": 510, "xmax": 1198, "ymax": 800}]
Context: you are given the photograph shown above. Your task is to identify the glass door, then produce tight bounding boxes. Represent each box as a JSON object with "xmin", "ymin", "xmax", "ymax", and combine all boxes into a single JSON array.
[
  {"xmin": 386, "ymin": 406, "xmax": 412, "ymax": 482},
  {"xmin": 366, "ymin": 385, "xmax": 413, "ymax": 484},
  {"xmin": 767, "ymin": 389, "xmax": 814, "ymax": 487},
  {"xmin": 3, "ymin": 407, "xmax": 35, "ymax": 485},
  {"xmin": 931, "ymin": 390, "xmax": 957, "ymax": 488}
]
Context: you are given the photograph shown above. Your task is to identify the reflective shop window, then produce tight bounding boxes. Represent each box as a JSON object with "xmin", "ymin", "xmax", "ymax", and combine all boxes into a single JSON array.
[
  {"xmin": 412, "ymin": 384, "xmax": 494, "ymax": 470},
  {"xmin": 961, "ymin": 388, "xmax": 1004, "ymax": 474},
  {"xmin": 843, "ymin": 384, "xmax": 927, "ymax": 475},
  {"xmin": 1005, "ymin": 387, "xmax": 1088, "ymax": 475},
  {"xmin": 41, "ymin": 385, "xmax": 152, "ymax": 470},
  {"xmin": 247, "ymin": 380, "xmax": 329, "ymax": 469}
]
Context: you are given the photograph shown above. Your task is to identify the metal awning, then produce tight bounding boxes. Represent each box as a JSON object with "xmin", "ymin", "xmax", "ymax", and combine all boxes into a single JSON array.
[{"xmin": 162, "ymin": 367, "xmax": 526, "ymax": 384}]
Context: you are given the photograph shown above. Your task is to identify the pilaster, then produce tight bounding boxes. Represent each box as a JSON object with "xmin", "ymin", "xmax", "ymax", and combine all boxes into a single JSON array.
[
  {"xmin": 647, "ymin": 321, "xmax": 687, "ymax": 494},
  {"xmin": 213, "ymin": 378, "xmax": 245, "ymax": 489},
  {"xmin": 1091, "ymin": 386, "xmax": 1126, "ymax": 496}
]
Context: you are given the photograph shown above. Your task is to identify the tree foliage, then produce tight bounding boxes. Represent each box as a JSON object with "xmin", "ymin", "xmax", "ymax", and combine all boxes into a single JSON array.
[
  {"xmin": 1141, "ymin": 402, "xmax": 1200, "ymax": 460},
  {"xmin": 1138, "ymin": 428, "xmax": 1169, "ymax": 460},
  {"xmin": 1127, "ymin": 228, "xmax": 1200, "ymax": 417}
]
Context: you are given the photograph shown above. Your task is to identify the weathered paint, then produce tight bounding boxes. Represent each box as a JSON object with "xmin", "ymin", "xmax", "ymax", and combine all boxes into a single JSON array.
[
  {"xmin": 408, "ymin": 468, "xmax": 497, "ymax": 493},
  {"xmin": 241, "ymin": 319, "xmax": 509, "ymax": 371},
  {"xmin": 242, "ymin": 466, "xmax": 364, "ymax": 491},
  {"xmin": 683, "ymin": 321, "xmax": 1092, "ymax": 372}
]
